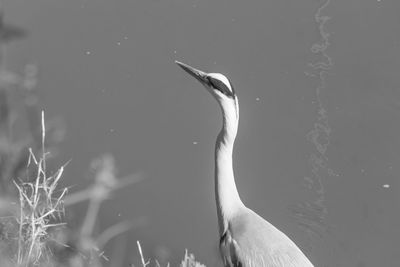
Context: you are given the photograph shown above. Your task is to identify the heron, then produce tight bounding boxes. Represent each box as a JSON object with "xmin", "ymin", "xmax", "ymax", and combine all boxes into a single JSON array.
[{"xmin": 176, "ymin": 61, "xmax": 314, "ymax": 267}]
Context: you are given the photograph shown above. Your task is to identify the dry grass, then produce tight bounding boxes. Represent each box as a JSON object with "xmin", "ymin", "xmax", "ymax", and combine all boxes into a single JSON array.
[
  {"xmin": 13, "ymin": 113, "xmax": 67, "ymax": 266},
  {"xmin": 2, "ymin": 112, "xmax": 203, "ymax": 267},
  {"xmin": 179, "ymin": 250, "xmax": 206, "ymax": 267},
  {"xmin": 0, "ymin": 112, "xmax": 198, "ymax": 266},
  {"xmin": 132, "ymin": 241, "xmax": 205, "ymax": 267}
]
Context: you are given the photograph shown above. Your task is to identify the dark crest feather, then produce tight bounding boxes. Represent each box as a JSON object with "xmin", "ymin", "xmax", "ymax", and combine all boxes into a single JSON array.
[{"xmin": 207, "ymin": 76, "xmax": 236, "ymax": 98}]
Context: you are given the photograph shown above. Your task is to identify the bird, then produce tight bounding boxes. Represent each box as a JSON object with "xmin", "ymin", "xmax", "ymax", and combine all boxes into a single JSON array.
[{"xmin": 175, "ymin": 61, "xmax": 314, "ymax": 267}]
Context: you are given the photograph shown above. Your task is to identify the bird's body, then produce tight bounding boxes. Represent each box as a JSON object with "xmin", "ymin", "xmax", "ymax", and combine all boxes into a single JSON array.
[
  {"xmin": 220, "ymin": 208, "xmax": 314, "ymax": 266},
  {"xmin": 176, "ymin": 61, "xmax": 314, "ymax": 267}
]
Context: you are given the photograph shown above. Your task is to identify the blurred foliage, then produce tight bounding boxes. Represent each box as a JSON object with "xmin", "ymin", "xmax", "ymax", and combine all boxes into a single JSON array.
[{"xmin": 0, "ymin": 22, "xmax": 65, "ymax": 194}]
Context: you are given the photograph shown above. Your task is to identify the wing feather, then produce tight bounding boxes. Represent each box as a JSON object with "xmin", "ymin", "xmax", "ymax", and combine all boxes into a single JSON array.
[{"xmin": 220, "ymin": 208, "xmax": 313, "ymax": 267}]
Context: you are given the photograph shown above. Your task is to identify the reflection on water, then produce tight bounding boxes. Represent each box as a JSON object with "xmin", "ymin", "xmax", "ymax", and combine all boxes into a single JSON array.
[{"xmin": 291, "ymin": 0, "xmax": 335, "ymax": 243}]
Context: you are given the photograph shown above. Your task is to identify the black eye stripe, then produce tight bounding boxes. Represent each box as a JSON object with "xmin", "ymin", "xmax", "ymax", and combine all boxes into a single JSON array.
[
  {"xmin": 207, "ymin": 77, "xmax": 236, "ymax": 98},
  {"xmin": 228, "ymin": 79, "xmax": 236, "ymax": 96},
  {"xmin": 207, "ymin": 77, "xmax": 217, "ymax": 89}
]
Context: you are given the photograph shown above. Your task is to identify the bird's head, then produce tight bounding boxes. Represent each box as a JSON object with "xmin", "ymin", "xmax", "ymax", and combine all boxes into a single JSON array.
[{"xmin": 175, "ymin": 61, "xmax": 238, "ymax": 117}]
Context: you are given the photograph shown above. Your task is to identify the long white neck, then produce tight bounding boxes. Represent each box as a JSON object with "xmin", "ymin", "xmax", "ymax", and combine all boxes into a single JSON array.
[{"xmin": 214, "ymin": 98, "xmax": 245, "ymax": 235}]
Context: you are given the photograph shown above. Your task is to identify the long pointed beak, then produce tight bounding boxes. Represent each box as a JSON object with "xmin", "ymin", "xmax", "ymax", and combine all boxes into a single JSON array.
[{"xmin": 175, "ymin": 60, "xmax": 209, "ymax": 85}]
